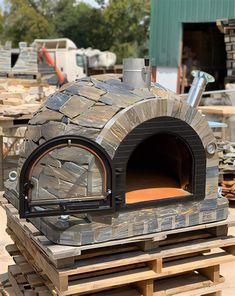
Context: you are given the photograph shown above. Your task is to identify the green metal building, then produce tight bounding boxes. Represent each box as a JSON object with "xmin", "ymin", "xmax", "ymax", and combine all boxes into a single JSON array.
[{"xmin": 150, "ymin": 0, "xmax": 235, "ymax": 91}]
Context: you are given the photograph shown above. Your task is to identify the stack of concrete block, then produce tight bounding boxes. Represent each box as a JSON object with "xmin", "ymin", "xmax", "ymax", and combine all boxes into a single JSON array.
[{"xmin": 222, "ymin": 19, "xmax": 235, "ymax": 83}]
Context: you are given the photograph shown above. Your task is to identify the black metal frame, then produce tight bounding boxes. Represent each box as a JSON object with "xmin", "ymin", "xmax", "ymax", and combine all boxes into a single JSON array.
[{"xmin": 19, "ymin": 135, "xmax": 114, "ymax": 218}]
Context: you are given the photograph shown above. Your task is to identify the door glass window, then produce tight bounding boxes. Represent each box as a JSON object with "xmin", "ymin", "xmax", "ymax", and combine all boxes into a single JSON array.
[
  {"xmin": 19, "ymin": 136, "xmax": 113, "ymax": 218},
  {"xmin": 31, "ymin": 145, "xmax": 105, "ymax": 201}
]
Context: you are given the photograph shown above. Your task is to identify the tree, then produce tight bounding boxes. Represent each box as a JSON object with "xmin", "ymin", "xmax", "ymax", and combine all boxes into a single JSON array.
[
  {"xmin": 0, "ymin": 9, "xmax": 3, "ymax": 42},
  {"xmin": 28, "ymin": 0, "xmax": 61, "ymax": 18},
  {"xmin": 95, "ymin": 0, "xmax": 106, "ymax": 9},
  {"xmin": 104, "ymin": 0, "xmax": 150, "ymax": 63},
  {"xmin": 53, "ymin": 0, "xmax": 111, "ymax": 50},
  {"xmin": 3, "ymin": 0, "xmax": 55, "ymax": 46},
  {"xmin": 53, "ymin": 0, "xmax": 150, "ymax": 60}
]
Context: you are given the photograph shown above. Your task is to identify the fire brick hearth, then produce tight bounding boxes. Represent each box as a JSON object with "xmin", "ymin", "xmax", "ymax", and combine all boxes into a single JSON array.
[{"xmin": 4, "ymin": 59, "xmax": 228, "ymax": 246}]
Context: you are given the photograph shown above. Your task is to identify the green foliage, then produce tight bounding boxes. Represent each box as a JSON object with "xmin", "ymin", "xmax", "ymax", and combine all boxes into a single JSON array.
[
  {"xmin": 3, "ymin": 0, "xmax": 55, "ymax": 46},
  {"xmin": 111, "ymin": 42, "xmax": 138, "ymax": 64},
  {"xmin": 0, "ymin": 9, "xmax": 3, "ymax": 41},
  {"xmin": 1, "ymin": 0, "xmax": 150, "ymax": 62},
  {"xmin": 53, "ymin": 0, "xmax": 111, "ymax": 50},
  {"xmin": 105, "ymin": 0, "xmax": 150, "ymax": 62}
]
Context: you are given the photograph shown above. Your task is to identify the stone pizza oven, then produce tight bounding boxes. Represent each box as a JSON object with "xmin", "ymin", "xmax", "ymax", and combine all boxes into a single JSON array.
[{"xmin": 4, "ymin": 59, "xmax": 228, "ymax": 246}]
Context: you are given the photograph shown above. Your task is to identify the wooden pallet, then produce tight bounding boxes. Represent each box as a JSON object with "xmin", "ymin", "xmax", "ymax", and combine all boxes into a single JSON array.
[
  {"xmin": 4, "ymin": 246, "xmax": 226, "ymax": 296},
  {"xmin": 4, "ymin": 201, "xmax": 235, "ymax": 296}
]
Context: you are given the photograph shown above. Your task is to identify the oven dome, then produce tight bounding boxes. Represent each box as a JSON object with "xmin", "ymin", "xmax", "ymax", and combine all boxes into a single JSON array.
[
  {"xmin": 4, "ymin": 72, "xmax": 228, "ymax": 246},
  {"xmin": 20, "ymin": 74, "xmax": 182, "ymax": 165},
  {"xmin": 15, "ymin": 73, "xmax": 216, "ymax": 208}
]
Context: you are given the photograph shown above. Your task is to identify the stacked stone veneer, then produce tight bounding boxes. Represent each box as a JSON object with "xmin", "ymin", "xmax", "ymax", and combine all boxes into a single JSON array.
[
  {"xmin": 224, "ymin": 19, "xmax": 235, "ymax": 83},
  {"xmin": 5, "ymin": 74, "xmax": 228, "ymax": 246}
]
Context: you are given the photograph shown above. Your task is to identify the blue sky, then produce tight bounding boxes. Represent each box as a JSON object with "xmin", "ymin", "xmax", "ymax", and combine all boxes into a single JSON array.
[{"xmin": 83, "ymin": 0, "xmax": 100, "ymax": 7}]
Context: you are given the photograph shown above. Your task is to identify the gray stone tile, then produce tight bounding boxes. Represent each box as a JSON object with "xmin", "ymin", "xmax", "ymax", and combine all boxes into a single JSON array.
[
  {"xmin": 39, "ymin": 154, "xmax": 62, "ymax": 168},
  {"xmin": 25, "ymin": 125, "xmax": 41, "ymax": 142},
  {"xmin": 41, "ymin": 121, "xmax": 66, "ymax": 141},
  {"xmin": 91, "ymin": 74, "xmax": 122, "ymax": 81},
  {"xmin": 105, "ymin": 78, "xmax": 133, "ymax": 90},
  {"xmin": 59, "ymin": 82, "xmax": 75, "ymax": 92},
  {"xmin": 77, "ymin": 86, "xmax": 106, "ymax": 101},
  {"xmin": 59, "ymin": 95, "xmax": 94, "ymax": 118},
  {"xmin": 64, "ymin": 83, "xmax": 81, "ymax": 95},
  {"xmin": 65, "ymin": 124, "xmax": 100, "ymax": 140},
  {"xmin": 91, "ymin": 78, "xmax": 135, "ymax": 95},
  {"xmin": 24, "ymin": 140, "xmax": 38, "ymax": 157},
  {"xmin": 43, "ymin": 163, "xmax": 88, "ymax": 185},
  {"xmin": 131, "ymin": 89, "xmax": 156, "ymax": 99},
  {"xmin": 100, "ymin": 92, "xmax": 141, "ymax": 108},
  {"xmin": 49, "ymin": 146, "xmax": 92, "ymax": 165},
  {"xmin": 29, "ymin": 109, "xmax": 63, "ymax": 125},
  {"xmin": 45, "ymin": 92, "xmax": 71, "ymax": 111},
  {"xmin": 71, "ymin": 105, "xmax": 120, "ymax": 128}
]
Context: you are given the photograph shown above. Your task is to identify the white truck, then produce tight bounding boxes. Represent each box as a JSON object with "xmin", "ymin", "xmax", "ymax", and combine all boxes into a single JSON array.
[
  {"xmin": 0, "ymin": 38, "xmax": 117, "ymax": 83},
  {"xmin": 33, "ymin": 38, "xmax": 85, "ymax": 82},
  {"xmin": 33, "ymin": 38, "xmax": 117, "ymax": 82}
]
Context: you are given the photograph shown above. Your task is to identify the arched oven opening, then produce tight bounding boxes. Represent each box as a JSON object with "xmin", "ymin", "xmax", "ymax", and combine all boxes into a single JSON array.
[{"xmin": 125, "ymin": 133, "xmax": 193, "ymax": 204}]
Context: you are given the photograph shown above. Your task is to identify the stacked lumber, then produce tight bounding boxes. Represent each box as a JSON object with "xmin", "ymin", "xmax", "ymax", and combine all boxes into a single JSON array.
[
  {"xmin": 2, "ymin": 196, "xmax": 235, "ymax": 296},
  {"xmin": 218, "ymin": 19, "xmax": 235, "ymax": 83},
  {"xmin": 218, "ymin": 141, "xmax": 235, "ymax": 200},
  {"xmin": 0, "ymin": 78, "xmax": 56, "ymax": 117}
]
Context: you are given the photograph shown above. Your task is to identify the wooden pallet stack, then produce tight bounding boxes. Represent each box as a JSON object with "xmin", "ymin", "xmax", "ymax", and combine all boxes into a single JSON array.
[
  {"xmin": 218, "ymin": 141, "xmax": 235, "ymax": 200},
  {"xmin": 1, "ymin": 196, "xmax": 235, "ymax": 296},
  {"xmin": 218, "ymin": 19, "xmax": 235, "ymax": 83}
]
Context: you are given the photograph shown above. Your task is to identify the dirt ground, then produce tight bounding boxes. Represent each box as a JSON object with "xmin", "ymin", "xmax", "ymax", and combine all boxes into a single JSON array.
[
  {"xmin": 0, "ymin": 204, "xmax": 13, "ymax": 283},
  {"xmin": 0, "ymin": 202, "xmax": 235, "ymax": 294},
  {"xmin": 220, "ymin": 202, "xmax": 235, "ymax": 295}
]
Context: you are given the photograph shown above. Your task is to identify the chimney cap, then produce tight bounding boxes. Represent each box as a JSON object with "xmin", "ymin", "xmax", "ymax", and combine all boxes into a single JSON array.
[{"xmin": 191, "ymin": 70, "xmax": 215, "ymax": 83}]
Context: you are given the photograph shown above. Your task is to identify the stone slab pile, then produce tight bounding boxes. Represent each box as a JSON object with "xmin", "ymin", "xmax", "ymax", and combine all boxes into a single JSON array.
[
  {"xmin": 0, "ymin": 78, "xmax": 56, "ymax": 117},
  {"xmin": 218, "ymin": 141, "xmax": 235, "ymax": 200}
]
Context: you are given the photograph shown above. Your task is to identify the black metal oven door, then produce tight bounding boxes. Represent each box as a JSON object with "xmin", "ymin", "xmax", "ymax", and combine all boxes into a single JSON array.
[{"xmin": 19, "ymin": 135, "xmax": 114, "ymax": 218}]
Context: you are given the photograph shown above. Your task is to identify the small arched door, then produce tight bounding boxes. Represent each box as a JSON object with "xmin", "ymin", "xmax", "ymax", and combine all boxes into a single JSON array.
[{"xmin": 19, "ymin": 135, "xmax": 114, "ymax": 218}]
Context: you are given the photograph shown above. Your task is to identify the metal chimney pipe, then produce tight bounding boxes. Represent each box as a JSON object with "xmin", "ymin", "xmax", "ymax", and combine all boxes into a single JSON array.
[
  {"xmin": 187, "ymin": 70, "xmax": 215, "ymax": 108},
  {"xmin": 123, "ymin": 58, "xmax": 151, "ymax": 89}
]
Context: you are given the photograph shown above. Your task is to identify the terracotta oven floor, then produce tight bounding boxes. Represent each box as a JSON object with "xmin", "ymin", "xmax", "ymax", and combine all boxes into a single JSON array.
[{"xmin": 125, "ymin": 170, "xmax": 190, "ymax": 204}]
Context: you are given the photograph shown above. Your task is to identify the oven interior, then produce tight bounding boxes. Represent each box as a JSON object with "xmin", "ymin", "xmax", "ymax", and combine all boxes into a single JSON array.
[{"xmin": 125, "ymin": 133, "xmax": 193, "ymax": 204}]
